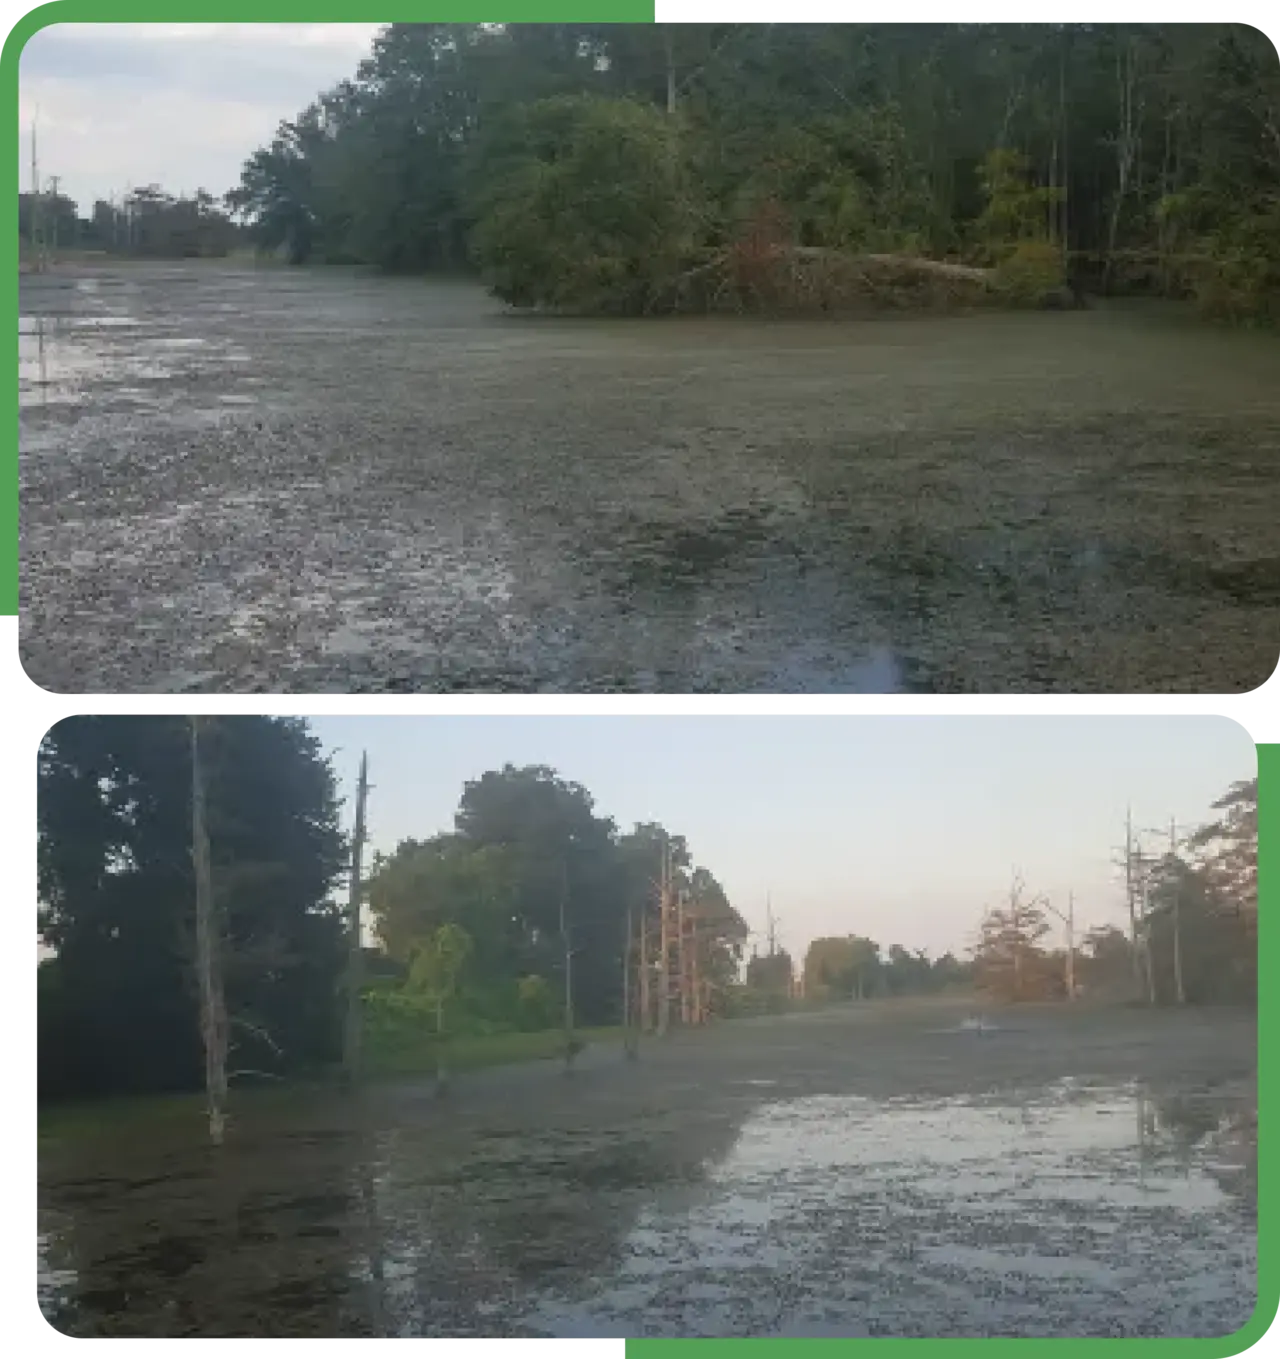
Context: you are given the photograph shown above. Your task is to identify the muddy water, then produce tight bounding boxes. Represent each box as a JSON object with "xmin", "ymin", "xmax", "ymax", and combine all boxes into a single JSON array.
[
  {"xmin": 19, "ymin": 263, "xmax": 1280, "ymax": 693},
  {"xmin": 38, "ymin": 1006, "xmax": 1256, "ymax": 1338}
]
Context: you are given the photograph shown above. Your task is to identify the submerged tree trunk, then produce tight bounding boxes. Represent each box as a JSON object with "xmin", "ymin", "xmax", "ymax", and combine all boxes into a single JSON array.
[
  {"xmin": 191, "ymin": 717, "xmax": 228, "ymax": 1145},
  {"xmin": 343, "ymin": 752, "xmax": 369, "ymax": 1085}
]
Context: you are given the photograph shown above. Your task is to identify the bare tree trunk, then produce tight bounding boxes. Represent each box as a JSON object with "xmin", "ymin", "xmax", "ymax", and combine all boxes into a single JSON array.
[
  {"xmin": 623, "ymin": 904, "xmax": 637, "ymax": 1057},
  {"xmin": 1139, "ymin": 874, "xmax": 1156, "ymax": 1005},
  {"xmin": 663, "ymin": 30, "xmax": 677, "ymax": 116},
  {"xmin": 343, "ymin": 752, "xmax": 369, "ymax": 1084},
  {"xmin": 1171, "ymin": 818, "xmax": 1185, "ymax": 1005},
  {"xmin": 1060, "ymin": 43, "xmax": 1070, "ymax": 264},
  {"xmin": 657, "ymin": 843, "xmax": 670, "ymax": 1037},
  {"xmin": 677, "ymin": 891, "xmax": 689, "ymax": 1025},
  {"xmin": 560, "ymin": 860, "xmax": 575, "ymax": 1070},
  {"xmin": 1065, "ymin": 891, "xmax": 1076, "ymax": 1000},
  {"xmin": 1105, "ymin": 36, "xmax": 1142, "ymax": 291},
  {"xmin": 690, "ymin": 924, "xmax": 702, "ymax": 1025},
  {"xmin": 191, "ymin": 717, "xmax": 228, "ymax": 1146},
  {"xmin": 1126, "ymin": 809, "xmax": 1141, "ymax": 994},
  {"xmin": 639, "ymin": 908, "xmax": 650, "ymax": 1034}
]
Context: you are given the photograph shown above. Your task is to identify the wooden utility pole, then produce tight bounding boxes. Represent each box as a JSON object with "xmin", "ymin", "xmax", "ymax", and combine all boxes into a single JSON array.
[
  {"xmin": 1170, "ymin": 816, "xmax": 1185, "ymax": 1006},
  {"xmin": 342, "ymin": 752, "xmax": 369, "ymax": 1083},
  {"xmin": 191, "ymin": 717, "xmax": 228, "ymax": 1145}
]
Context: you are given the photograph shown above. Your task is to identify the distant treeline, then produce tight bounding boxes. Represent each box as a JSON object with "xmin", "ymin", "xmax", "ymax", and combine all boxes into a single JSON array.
[{"xmin": 19, "ymin": 184, "xmax": 243, "ymax": 260}]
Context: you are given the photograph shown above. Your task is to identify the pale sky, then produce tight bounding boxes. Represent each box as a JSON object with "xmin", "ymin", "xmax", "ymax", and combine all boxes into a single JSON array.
[
  {"xmin": 18, "ymin": 23, "xmax": 384, "ymax": 211},
  {"xmin": 308, "ymin": 717, "xmax": 1254, "ymax": 962}
]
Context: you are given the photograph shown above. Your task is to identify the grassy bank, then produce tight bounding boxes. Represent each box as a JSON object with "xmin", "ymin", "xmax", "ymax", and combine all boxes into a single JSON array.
[
  {"xmin": 38, "ymin": 1022, "xmax": 625, "ymax": 1141},
  {"xmin": 365, "ymin": 1023, "xmax": 623, "ymax": 1078}
]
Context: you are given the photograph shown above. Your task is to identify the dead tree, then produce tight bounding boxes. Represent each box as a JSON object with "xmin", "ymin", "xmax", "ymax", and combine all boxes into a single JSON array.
[
  {"xmin": 342, "ymin": 753, "xmax": 370, "ymax": 1084},
  {"xmin": 623, "ymin": 903, "xmax": 638, "ymax": 1059},
  {"xmin": 1046, "ymin": 890, "xmax": 1077, "ymax": 1000},
  {"xmin": 190, "ymin": 717, "xmax": 228, "ymax": 1145}
]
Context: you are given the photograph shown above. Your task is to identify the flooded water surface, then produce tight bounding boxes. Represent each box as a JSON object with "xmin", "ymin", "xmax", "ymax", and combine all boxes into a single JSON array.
[
  {"xmin": 38, "ymin": 1004, "xmax": 1256, "ymax": 1338},
  {"xmin": 19, "ymin": 264, "xmax": 1280, "ymax": 693}
]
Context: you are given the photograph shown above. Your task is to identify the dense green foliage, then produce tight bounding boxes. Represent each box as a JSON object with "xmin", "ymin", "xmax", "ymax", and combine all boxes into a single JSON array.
[
  {"xmin": 38, "ymin": 718, "xmax": 347, "ymax": 1102},
  {"xmin": 366, "ymin": 765, "xmax": 746, "ymax": 1037},
  {"xmin": 230, "ymin": 23, "xmax": 1280, "ymax": 320}
]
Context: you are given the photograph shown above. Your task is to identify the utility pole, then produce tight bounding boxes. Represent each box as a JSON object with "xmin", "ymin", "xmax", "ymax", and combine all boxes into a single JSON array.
[
  {"xmin": 1170, "ymin": 816, "xmax": 1185, "ymax": 1006},
  {"xmin": 191, "ymin": 717, "xmax": 228, "ymax": 1145},
  {"xmin": 29, "ymin": 119, "xmax": 47, "ymax": 273},
  {"xmin": 342, "ymin": 752, "xmax": 370, "ymax": 1083},
  {"xmin": 766, "ymin": 893, "xmax": 777, "ymax": 957}
]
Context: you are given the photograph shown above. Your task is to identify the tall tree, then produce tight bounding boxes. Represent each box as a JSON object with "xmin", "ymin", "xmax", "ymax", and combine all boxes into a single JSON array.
[{"xmin": 38, "ymin": 717, "xmax": 346, "ymax": 1102}]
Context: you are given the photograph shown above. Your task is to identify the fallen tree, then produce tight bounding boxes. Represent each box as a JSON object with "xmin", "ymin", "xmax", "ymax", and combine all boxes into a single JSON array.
[{"xmin": 647, "ymin": 245, "xmax": 1002, "ymax": 316}]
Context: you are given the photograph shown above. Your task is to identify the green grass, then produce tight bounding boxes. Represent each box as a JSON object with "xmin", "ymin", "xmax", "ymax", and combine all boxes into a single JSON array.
[
  {"xmin": 39, "ymin": 1024, "xmax": 627, "ymax": 1141},
  {"xmin": 365, "ymin": 1023, "xmax": 623, "ymax": 1077}
]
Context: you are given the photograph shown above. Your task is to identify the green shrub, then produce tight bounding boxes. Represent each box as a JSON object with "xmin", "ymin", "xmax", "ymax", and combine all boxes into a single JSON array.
[
  {"xmin": 469, "ymin": 95, "xmax": 703, "ymax": 313},
  {"xmin": 993, "ymin": 239, "xmax": 1067, "ymax": 306}
]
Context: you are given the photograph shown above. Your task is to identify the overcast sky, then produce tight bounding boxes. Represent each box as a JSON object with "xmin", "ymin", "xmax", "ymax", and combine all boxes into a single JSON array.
[
  {"xmin": 18, "ymin": 23, "xmax": 383, "ymax": 211},
  {"xmin": 307, "ymin": 716, "xmax": 1254, "ymax": 962}
]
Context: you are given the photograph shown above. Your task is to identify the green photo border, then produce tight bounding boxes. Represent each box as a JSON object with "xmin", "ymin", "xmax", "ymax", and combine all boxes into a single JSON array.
[{"xmin": 9, "ymin": 9, "xmax": 1274, "ymax": 1350}]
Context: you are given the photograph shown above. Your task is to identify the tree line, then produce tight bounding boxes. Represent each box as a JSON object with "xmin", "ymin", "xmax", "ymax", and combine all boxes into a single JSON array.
[
  {"xmin": 228, "ymin": 23, "xmax": 1279, "ymax": 321},
  {"xmin": 20, "ymin": 185, "xmax": 243, "ymax": 261},
  {"xmin": 36, "ymin": 717, "xmax": 1259, "ymax": 1111},
  {"xmin": 971, "ymin": 777, "xmax": 1258, "ymax": 1004}
]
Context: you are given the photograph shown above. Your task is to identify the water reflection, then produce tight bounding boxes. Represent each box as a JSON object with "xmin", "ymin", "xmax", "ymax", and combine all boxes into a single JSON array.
[{"xmin": 39, "ymin": 1078, "xmax": 1254, "ymax": 1338}]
